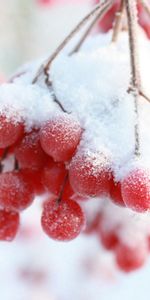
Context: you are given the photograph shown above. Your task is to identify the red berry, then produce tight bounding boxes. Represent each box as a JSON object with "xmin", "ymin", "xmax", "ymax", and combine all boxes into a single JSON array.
[
  {"xmin": 15, "ymin": 131, "xmax": 48, "ymax": 170},
  {"xmin": 62, "ymin": 179, "xmax": 74, "ymax": 199},
  {"xmin": 69, "ymin": 152, "xmax": 112, "ymax": 197},
  {"xmin": 0, "ymin": 209, "xmax": 19, "ymax": 241},
  {"xmin": 41, "ymin": 199, "xmax": 85, "ymax": 241},
  {"xmin": 115, "ymin": 242, "xmax": 148, "ymax": 272},
  {"xmin": 110, "ymin": 179, "xmax": 125, "ymax": 207},
  {"xmin": 96, "ymin": 0, "xmax": 120, "ymax": 32},
  {"xmin": 138, "ymin": 3, "xmax": 150, "ymax": 38},
  {"xmin": 97, "ymin": 219, "xmax": 119, "ymax": 250},
  {"xmin": 42, "ymin": 161, "xmax": 67, "ymax": 196},
  {"xmin": 21, "ymin": 169, "xmax": 45, "ymax": 195},
  {"xmin": 84, "ymin": 212, "xmax": 101, "ymax": 235},
  {"xmin": 0, "ymin": 115, "xmax": 24, "ymax": 148},
  {"xmin": 61, "ymin": 179, "xmax": 87, "ymax": 202},
  {"xmin": 99, "ymin": 229, "xmax": 119, "ymax": 251},
  {"xmin": 37, "ymin": 0, "xmax": 52, "ymax": 5},
  {"xmin": 121, "ymin": 168, "xmax": 150, "ymax": 212},
  {"xmin": 0, "ymin": 171, "xmax": 34, "ymax": 211},
  {"xmin": 95, "ymin": 0, "xmax": 150, "ymax": 39},
  {"xmin": 0, "ymin": 149, "xmax": 5, "ymax": 158},
  {"xmin": 40, "ymin": 115, "xmax": 82, "ymax": 162}
]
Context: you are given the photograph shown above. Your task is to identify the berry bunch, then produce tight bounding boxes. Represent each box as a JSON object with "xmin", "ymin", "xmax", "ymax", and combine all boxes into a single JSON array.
[
  {"xmin": 0, "ymin": 0, "xmax": 150, "ymax": 274},
  {"xmin": 0, "ymin": 113, "xmax": 86, "ymax": 242},
  {"xmin": 84, "ymin": 199, "xmax": 150, "ymax": 272}
]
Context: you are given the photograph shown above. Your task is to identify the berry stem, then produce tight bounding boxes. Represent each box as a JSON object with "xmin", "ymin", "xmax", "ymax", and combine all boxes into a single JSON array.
[
  {"xmin": 14, "ymin": 157, "xmax": 19, "ymax": 171},
  {"xmin": 125, "ymin": 0, "xmax": 141, "ymax": 157},
  {"xmin": 111, "ymin": 0, "xmax": 125, "ymax": 43},
  {"xmin": 70, "ymin": 0, "xmax": 114, "ymax": 55},
  {"xmin": 140, "ymin": 90, "xmax": 150, "ymax": 103},
  {"xmin": 32, "ymin": 1, "xmax": 115, "ymax": 84},
  {"xmin": 57, "ymin": 173, "xmax": 68, "ymax": 204}
]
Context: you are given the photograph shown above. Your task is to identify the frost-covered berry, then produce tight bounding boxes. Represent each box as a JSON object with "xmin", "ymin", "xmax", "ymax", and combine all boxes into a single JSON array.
[
  {"xmin": 21, "ymin": 169, "xmax": 45, "ymax": 195},
  {"xmin": 0, "ymin": 172, "xmax": 34, "ymax": 211},
  {"xmin": 110, "ymin": 179, "xmax": 125, "ymax": 207},
  {"xmin": 40, "ymin": 115, "xmax": 82, "ymax": 162},
  {"xmin": 15, "ymin": 130, "xmax": 48, "ymax": 170},
  {"xmin": 62, "ymin": 179, "xmax": 74, "ymax": 200},
  {"xmin": 69, "ymin": 152, "xmax": 112, "ymax": 197},
  {"xmin": 0, "ymin": 115, "xmax": 23, "ymax": 148},
  {"xmin": 121, "ymin": 168, "xmax": 150, "ymax": 213},
  {"xmin": 41, "ymin": 198, "xmax": 85, "ymax": 241},
  {"xmin": 0, "ymin": 209, "xmax": 19, "ymax": 241},
  {"xmin": 42, "ymin": 160, "xmax": 67, "ymax": 196}
]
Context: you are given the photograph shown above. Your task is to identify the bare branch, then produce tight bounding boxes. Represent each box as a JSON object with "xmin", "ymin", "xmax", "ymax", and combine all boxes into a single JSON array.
[
  {"xmin": 111, "ymin": 0, "xmax": 125, "ymax": 43},
  {"xmin": 125, "ymin": 0, "xmax": 141, "ymax": 157},
  {"xmin": 32, "ymin": 0, "xmax": 114, "ymax": 84},
  {"xmin": 70, "ymin": 0, "xmax": 114, "ymax": 55},
  {"xmin": 140, "ymin": 90, "xmax": 150, "ymax": 103}
]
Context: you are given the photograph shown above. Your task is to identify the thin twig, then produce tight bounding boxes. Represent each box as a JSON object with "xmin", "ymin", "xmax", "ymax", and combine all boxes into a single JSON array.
[
  {"xmin": 57, "ymin": 173, "xmax": 68, "ymax": 203},
  {"xmin": 53, "ymin": 94, "xmax": 68, "ymax": 113},
  {"xmin": 140, "ymin": 90, "xmax": 150, "ymax": 103},
  {"xmin": 70, "ymin": 0, "xmax": 114, "ymax": 55},
  {"xmin": 32, "ymin": 0, "xmax": 114, "ymax": 84},
  {"xmin": 9, "ymin": 71, "xmax": 26, "ymax": 83},
  {"xmin": 111, "ymin": 0, "xmax": 125, "ymax": 43},
  {"xmin": 128, "ymin": 87, "xmax": 150, "ymax": 104},
  {"xmin": 125, "ymin": 0, "xmax": 141, "ymax": 157},
  {"xmin": 14, "ymin": 157, "xmax": 19, "ymax": 171}
]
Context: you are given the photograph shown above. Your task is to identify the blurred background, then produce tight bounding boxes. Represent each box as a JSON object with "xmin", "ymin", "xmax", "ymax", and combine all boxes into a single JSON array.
[
  {"xmin": 0, "ymin": 1, "xmax": 150, "ymax": 300},
  {"xmin": 0, "ymin": 0, "xmax": 91, "ymax": 75}
]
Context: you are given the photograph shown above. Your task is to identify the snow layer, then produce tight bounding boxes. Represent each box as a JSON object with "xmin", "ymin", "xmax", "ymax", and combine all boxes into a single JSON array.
[{"xmin": 0, "ymin": 31, "xmax": 150, "ymax": 180}]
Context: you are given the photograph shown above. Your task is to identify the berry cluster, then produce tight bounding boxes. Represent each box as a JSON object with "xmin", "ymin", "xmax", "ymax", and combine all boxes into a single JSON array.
[
  {"xmin": 84, "ymin": 199, "xmax": 150, "ymax": 272},
  {"xmin": 0, "ymin": 114, "xmax": 86, "ymax": 242},
  {"xmin": 1, "ymin": 99, "xmax": 150, "ymax": 246},
  {"xmin": 0, "ymin": 0, "xmax": 150, "ymax": 275}
]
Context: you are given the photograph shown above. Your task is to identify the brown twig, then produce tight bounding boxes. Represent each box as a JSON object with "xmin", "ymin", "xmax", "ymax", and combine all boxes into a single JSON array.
[
  {"xmin": 14, "ymin": 157, "xmax": 19, "ymax": 171},
  {"xmin": 9, "ymin": 71, "xmax": 27, "ymax": 83},
  {"xmin": 32, "ymin": 0, "xmax": 114, "ymax": 84},
  {"xmin": 128, "ymin": 87, "xmax": 150, "ymax": 104},
  {"xmin": 53, "ymin": 93, "xmax": 68, "ymax": 113},
  {"xmin": 111, "ymin": 0, "xmax": 125, "ymax": 43},
  {"xmin": 57, "ymin": 173, "xmax": 68, "ymax": 203},
  {"xmin": 125, "ymin": 0, "xmax": 141, "ymax": 157},
  {"xmin": 70, "ymin": 0, "xmax": 114, "ymax": 55},
  {"xmin": 140, "ymin": 90, "xmax": 150, "ymax": 103}
]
